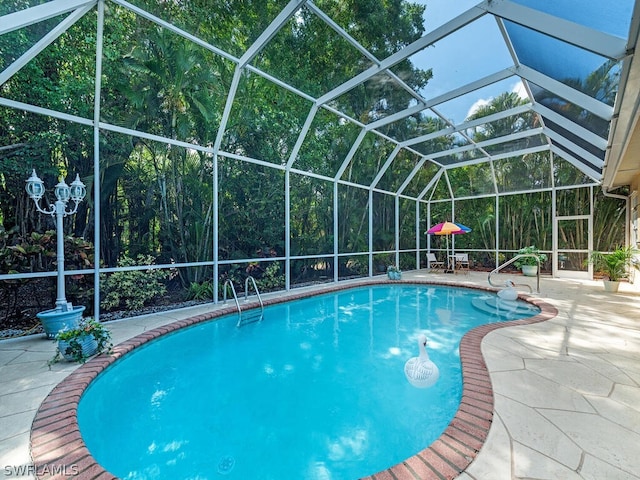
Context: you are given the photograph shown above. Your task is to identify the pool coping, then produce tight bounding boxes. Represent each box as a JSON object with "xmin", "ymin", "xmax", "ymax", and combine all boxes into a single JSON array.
[{"xmin": 29, "ymin": 280, "xmax": 558, "ymax": 480}]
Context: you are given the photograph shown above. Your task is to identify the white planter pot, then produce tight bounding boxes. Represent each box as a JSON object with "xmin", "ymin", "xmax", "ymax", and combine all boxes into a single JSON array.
[
  {"xmin": 603, "ymin": 280, "xmax": 620, "ymax": 293},
  {"xmin": 521, "ymin": 265, "xmax": 538, "ymax": 277}
]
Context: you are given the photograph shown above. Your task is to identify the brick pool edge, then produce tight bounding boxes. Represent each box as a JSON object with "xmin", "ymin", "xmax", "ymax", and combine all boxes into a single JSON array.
[{"xmin": 30, "ymin": 279, "xmax": 558, "ymax": 480}]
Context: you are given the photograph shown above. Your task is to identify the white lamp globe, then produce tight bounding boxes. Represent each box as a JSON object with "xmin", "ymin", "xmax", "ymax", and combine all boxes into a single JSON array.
[
  {"xmin": 25, "ymin": 169, "xmax": 45, "ymax": 200},
  {"xmin": 69, "ymin": 174, "xmax": 86, "ymax": 202},
  {"xmin": 54, "ymin": 179, "xmax": 71, "ymax": 203}
]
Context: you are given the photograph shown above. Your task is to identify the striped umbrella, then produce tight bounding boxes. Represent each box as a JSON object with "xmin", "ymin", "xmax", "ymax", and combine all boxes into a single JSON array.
[
  {"xmin": 427, "ymin": 221, "xmax": 470, "ymax": 235},
  {"xmin": 427, "ymin": 221, "xmax": 472, "ymax": 269},
  {"xmin": 453, "ymin": 222, "xmax": 471, "ymax": 234}
]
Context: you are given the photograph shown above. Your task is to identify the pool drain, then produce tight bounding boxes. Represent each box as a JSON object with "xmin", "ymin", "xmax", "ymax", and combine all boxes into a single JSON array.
[{"xmin": 217, "ymin": 455, "xmax": 235, "ymax": 475}]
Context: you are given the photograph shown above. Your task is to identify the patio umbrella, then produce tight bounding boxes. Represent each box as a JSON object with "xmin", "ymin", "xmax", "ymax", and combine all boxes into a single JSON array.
[
  {"xmin": 427, "ymin": 221, "xmax": 472, "ymax": 270},
  {"xmin": 453, "ymin": 222, "xmax": 471, "ymax": 234},
  {"xmin": 427, "ymin": 221, "xmax": 466, "ymax": 236}
]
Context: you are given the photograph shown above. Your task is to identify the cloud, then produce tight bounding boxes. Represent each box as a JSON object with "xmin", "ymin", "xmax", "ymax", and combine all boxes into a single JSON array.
[
  {"xmin": 464, "ymin": 80, "xmax": 529, "ymax": 119},
  {"xmin": 466, "ymin": 98, "xmax": 491, "ymax": 119},
  {"xmin": 511, "ymin": 80, "xmax": 528, "ymax": 100}
]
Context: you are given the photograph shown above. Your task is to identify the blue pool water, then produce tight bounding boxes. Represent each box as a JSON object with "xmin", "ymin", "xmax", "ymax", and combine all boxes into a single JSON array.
[{"xmin": 78, "ymin": 285, "xmax": 539, "ymax": 480}]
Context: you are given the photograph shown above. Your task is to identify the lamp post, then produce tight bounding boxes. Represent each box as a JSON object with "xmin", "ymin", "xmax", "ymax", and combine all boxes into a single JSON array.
[{"xmin": 26, "ymin": 169, "xmax": 87, "ymax": 337}]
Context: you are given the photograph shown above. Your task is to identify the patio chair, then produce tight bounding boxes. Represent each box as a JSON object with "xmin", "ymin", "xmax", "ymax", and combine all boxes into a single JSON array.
[
  {"xmin": 454, "ymin": 253, "xmax": 470, "ymax": 274},
  {"xmin": 427, "ymin": 253, "xmax": 445, "ymax": 271}
]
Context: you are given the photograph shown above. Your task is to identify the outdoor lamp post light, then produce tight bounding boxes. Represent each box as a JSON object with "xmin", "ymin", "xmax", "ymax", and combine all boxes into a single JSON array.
[{"xmin": 26, "ymin": 169, "xmax": 87, "ymax": 338}]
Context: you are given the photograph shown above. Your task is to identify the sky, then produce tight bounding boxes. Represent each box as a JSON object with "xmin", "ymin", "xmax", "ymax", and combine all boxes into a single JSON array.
[{"xmin": 410, "ymin": 0, "xmax": 527, "ymax": 123}]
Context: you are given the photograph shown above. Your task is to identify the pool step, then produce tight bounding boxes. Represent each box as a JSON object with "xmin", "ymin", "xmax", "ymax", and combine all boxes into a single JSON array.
[
  {"xmin": 239, "ymin": 308, "xmax": 264, "ymax": 326},
  {"xmin": 471, "ymin": 296, "xmax": 536, "ymax": 319}
]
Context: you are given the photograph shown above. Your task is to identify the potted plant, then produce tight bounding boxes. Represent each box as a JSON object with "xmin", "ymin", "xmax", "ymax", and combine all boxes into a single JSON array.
[
  {"xmin": 387, "ymin": 265, "xmax": 402, "ymax": 280},
  {"xmin": 513, "ymin": 246, "xmax": 547, "ymax": 276},
  {"xmin": 50, "ymin": 319, "xmax": 112, "ymax": 364},
  {"xmin": 586, "ymin": 246, "xmax": 639, "ymax": 292}
]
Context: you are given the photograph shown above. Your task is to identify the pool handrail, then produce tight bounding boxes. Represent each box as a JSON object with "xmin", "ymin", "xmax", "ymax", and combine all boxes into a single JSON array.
[
  {"xmin": 244, "ymin": 275, "xmax": 264, "ymax": 323},
  {"xmin": 223, "ymin": 279, "xmax": 241, "ymax": 322},
  {"xmin": 223, "ymin": 277, "xmax": 264, "ymax": 327},
  {"xmin": 488, "ymin": 253, "xmax": 540, "ymax": 294}
]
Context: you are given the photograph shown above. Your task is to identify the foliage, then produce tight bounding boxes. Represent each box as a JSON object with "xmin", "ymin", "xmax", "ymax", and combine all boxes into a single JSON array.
[
  {"xmin": 586, "ymin": 246, "xmax": 639, "ymax": 281},
  {"xmin": 342, "ymin": 256, "xmax": 368, "ymax": 277},
  {"xmin": 0, "ymin": 228, "xmax": 93, "ymax": 274},
  {"xmin": 0, "ymin": 227, "xmax": 95, "ymax": 319},
  {"xmin": 50, "ymin": 319, "xmax": 112, "ymax": 364},
  {"xmin": 387, "ymin": 265, "xmax": 401, "ymax": 273},
  {"xmin": 513, "ymin": 246, "xmax": 548, "ymax": 268},
  {"xmin": 255, "ymin": 263, "xmax": 286, "ymax": 292},
  {"xmin": 100, "ymin": 255, "xmax": 171, "ymax": 311},
  {"xmin": 593, "ymin": 191, "xmax": 626, "ymax": 250},
  {"xmin": 223, "ymin": 262, "xmax": 286, "ymax": 295},
  {"xmin": 186, "ymin": 280, "xmax": 214, "ymax": 301}
]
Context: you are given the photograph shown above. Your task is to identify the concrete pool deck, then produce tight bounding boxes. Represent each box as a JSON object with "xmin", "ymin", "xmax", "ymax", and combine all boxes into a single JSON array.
[{"xmin": 1, "ymin": 271, "xmax": 639, "ymax": 479}]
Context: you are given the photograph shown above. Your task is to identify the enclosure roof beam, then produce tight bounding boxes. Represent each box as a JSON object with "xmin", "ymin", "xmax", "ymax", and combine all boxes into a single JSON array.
[
  {"xmin": 0, "ymin": 0, "xmax": 95, "ymax": 35},
  {"xmin": 398, "ymin": 97, "xmax": 531, "ymax": 149},
  {"xmin": 422, "ymin": 69, "xmax": 516, "ymax": 112},
  {"xmin": 316, "ymin": 3, "xmax": 488, "ymax": 105},
  {"xmin": 286, "ymin": 104, "xmax": 320, "ymax": 169},
  {"xmin": 485, "ymin": 0, "xmax": 628, "ymax": 60},
  {"xmin": 306, "ymin": 1, "xmax": 380, "ymax": 66},
  {"xmin": 112, "ymin": 0, "xmax": 236, "ymax": 63},
  {"xmin": 532, "ymin": 104, "xmax": 609, "ymax": 151},
  {"xmin": 238, "ymin": 0, "xmax": 308, "ymax": 68},
  {"xmin": 550, "ymin": 145, "xmax": 603, "ymax": 182},
  {"xmin": 366, "ymin": 104, "xmax": 427, "ymax": 131},
  {"xmin": 335, "ymin": 129, "xmax": 368, "ymax": 181},
  {"xmin": 365, "ymin": 68, "xmax": 517, "ymax": 135},
  {"xmin": 417, "ymin": 168, "xmax": 444, "ymax": 201},
  {"xmin": 213, "ymin": 68, "xmax": 242, "ymax": 153},
  {"xmin": 513, "ymin": 65, "xmax": 614, "ymax": 120},
  {"xmin": 0, "ymin": 97, "xmax": 92, "ymax": 126},
  {"xmin": 397, "ymin": 157, "xmax": 427, "ymax": 196},
  {"xmin": 0, "ymin": 4, "xmax": 94, "ymax": 87},
  {"xmin": 544, "ymin": 128, "xmax": 605, "ymax": 169},
  {"xmin": 308, "ymin": 2, "xmax": 427, "ymax": 106},
  {"xmin": 443, "ymin": 144, "xmax": 550, "ymax": 170},
  {"xmin": 420, "ymin": 127, "xmax": 543, "ymax": 163},
  {"xmin": 371, "ymin": 145, "xmax": 402, "ymax": 189}
]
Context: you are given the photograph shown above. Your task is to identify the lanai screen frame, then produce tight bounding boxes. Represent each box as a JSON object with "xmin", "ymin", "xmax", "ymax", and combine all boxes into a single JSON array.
[{"xmin": 0, "ymin": 0, "xmax": 633, "ymax": 317}]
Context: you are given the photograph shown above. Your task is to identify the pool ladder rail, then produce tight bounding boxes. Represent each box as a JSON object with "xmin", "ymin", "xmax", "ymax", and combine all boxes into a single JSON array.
[
  {"xmin": 223, "ymin": 276, "xmax": 264, "ymax": 327},
  {"xmin": 488, "ymin": 253, "xmax": 541, "ymax": 294}
]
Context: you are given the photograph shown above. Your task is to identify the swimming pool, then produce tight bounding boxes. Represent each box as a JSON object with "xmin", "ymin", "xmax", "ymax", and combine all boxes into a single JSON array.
[{"xmin": 75, "ymin": 284, "xmax": 540, "ymax": 479}]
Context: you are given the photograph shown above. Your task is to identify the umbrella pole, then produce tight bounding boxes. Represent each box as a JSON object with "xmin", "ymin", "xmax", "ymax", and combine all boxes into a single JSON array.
[{"xmin": 446, "ymin": 235, "xmax": 452, "ymax": 273}]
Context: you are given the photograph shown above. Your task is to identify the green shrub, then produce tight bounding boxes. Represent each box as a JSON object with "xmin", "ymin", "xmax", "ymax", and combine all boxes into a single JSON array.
[
  {"xmin": 513, "ymin": 246, "xmax": 547, "ymax": 268},
  {"xmin": 186, "ymin": 280, "xmax": 214, "ymax": 301},
  {"xmin": 1, "ymin": 227, "xmax": 95, "ymax": 318},
  {"xmin": 0, "ymin": 227, "xmax": 94, "ymax": 274},
  {"xmin": 100, "ymin": 255, "xmax": 170, "ymax": 311},
  {"xmin": 255, "ymin": 262, "xmax": 285, "ymax": 291},
  {"xmin": 586, "ymin": 246, "xmax": 639, "ymax": 281}
]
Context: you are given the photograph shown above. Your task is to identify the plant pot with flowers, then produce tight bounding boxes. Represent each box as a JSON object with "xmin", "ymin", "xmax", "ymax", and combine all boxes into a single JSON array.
[
  {"xmin": 387, "ymin": 265, "xmax": 402, "ymax": 280},
  {"xmin": 50, "ymin": 319, "xmax": 112, "ymax": 364},
  {"xmin": 513, "ymin": 246, "xmax": 547, "ymax": 276}
]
